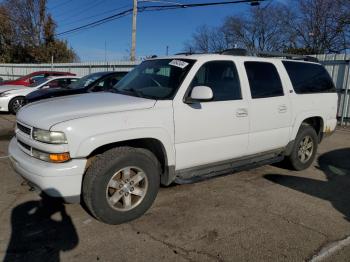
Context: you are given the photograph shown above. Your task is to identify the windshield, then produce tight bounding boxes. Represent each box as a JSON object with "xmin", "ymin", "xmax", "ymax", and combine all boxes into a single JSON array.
[
  {"xmin": 29, "ymin": 77, "xmax": 48, "ymax": 87},
  {"xmin": 111, "ymin": 59, "xmax": 195, "ymax": 99},
  {"xmin": 68, "ymin": 72, "xmax": 107, "ymax": 89}
]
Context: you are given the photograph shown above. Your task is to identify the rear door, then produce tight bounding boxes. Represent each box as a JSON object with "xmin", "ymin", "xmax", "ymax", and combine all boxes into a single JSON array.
[{"xmin": 244, "ymin": 61, "xmax": 292, "ymax": 154}]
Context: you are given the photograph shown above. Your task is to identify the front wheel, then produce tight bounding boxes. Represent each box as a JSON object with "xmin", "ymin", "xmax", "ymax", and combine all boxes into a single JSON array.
[
  {"xmin": 287, "ymin": 125, "xmax": 318, "ymax": 171},
  {"xmin": 9, "ymin": 97, "xmax": 26, "ymax": 114},
  {"xmin": 82, "ymin": 147, "xmax": 160, "ymax": 224}
]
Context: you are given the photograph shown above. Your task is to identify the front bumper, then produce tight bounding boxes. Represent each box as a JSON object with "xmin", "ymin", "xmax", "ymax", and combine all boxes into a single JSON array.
[
  {"xmin": 8, "ymin": 138, "xmax": 87, "ymax": 203},
  {"xmin": 0, "ymin": 96, "xmax": 10, "ymax": 112}
]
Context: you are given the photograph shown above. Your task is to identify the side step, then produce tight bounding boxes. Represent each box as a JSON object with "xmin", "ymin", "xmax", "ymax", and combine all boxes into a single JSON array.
[{"xmin": 175, "ymin": 154, "xmax": 284, "ymax": 184}]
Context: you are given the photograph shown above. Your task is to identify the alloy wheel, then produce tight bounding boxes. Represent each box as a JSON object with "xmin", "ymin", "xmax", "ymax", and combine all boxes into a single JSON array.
[{"xmin": 106, "ymin": 166, "xmax": 148, "ymax": 212}]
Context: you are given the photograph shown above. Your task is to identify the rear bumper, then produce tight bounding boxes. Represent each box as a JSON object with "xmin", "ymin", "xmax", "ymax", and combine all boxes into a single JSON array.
[{"xmin": 8, "ymin": 138, "xmax": 87, "ymax": 203}]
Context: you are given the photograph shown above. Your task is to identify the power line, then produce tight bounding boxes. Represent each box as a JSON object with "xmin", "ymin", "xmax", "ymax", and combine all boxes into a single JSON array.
[
  {"xmin": 57, "ymin": 0, "xmax": 265, "ymax": 37},
  {"xmin": 54, "ymin": 0, "xmax": 107, "ymax": 20},
  {"xmin": 139, "ymin": 0, "xmax": 265, "ymax": 11},
  {"xmin": 57, "ymin": 9, "xmax": 133, "ymax": 36},
  {"xmin": 59, "ymin": 4, "xmax": 132, "ymax": 27}
]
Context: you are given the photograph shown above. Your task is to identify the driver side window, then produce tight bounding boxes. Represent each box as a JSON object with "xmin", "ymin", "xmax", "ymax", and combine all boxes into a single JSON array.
[{"xmin": 190, "ymin": 61, "xmax": 242, "ymax": 101}]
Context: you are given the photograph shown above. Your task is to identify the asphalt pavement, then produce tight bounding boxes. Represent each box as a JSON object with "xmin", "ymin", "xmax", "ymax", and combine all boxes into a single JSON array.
[{"xmin": 0, "ymin": 114, "xmax": 350, "ymax": 262}]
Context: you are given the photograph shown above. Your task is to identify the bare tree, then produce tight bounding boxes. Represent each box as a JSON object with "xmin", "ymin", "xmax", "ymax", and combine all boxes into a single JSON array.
[
  {"xmin": 0, "ymin": 0, "xmax": 78, "ymax": 63},
  {"xmin": 4, "ymin": 0, "xmax": 47, "ymax": 47},
  {"xmin": 184, "ymin": 25, "xmax": 230, "ymax": 53},
  {"xmin": 0, "ymin": 6, "xmax": 15, "ymax": 62},
  {"xmin": 222, "ymin": 4, "xmax": 294, "ymax": 53},
  {"xmin": 184, "ymin": 0, "xmax": 349, "ymax": 55},
  {"xmin": 290, "ymin": 0, "xmax": 350, "ymax": 54}
]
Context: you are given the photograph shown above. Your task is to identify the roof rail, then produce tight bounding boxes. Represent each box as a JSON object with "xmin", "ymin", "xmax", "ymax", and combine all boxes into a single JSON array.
[
  {"xmin": 221, "ymin": 48, "xmax": 248, "ymax": 56},
  {"xmin": 174, "ymin": 49, "xmax": 319, "ymax": 63},
  {"xmin": 257, "ymin": 51, "xmax": 319, "ymax": 62},
  {"xmin": 175, "ymin": 52, "xmax": 204, "ymax": 56}
]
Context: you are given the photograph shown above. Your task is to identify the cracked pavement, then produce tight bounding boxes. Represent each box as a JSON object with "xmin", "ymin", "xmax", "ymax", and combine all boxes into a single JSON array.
[{"xmin": 0, "ymin": 114, "xmax": 350, "ymax": 261}]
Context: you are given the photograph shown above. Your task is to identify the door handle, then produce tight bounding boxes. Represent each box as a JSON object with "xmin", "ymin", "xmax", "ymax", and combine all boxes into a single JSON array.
[
  {"xmin": 278, "ymin": 105, "xmax": 287, "ymax": 113},
  {"xmin": 236, "ymin": 108, "xmax": 248, "ymax": 117}
]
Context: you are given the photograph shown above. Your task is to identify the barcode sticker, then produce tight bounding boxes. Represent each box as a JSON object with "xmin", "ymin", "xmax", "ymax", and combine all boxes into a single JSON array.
[{"xmin": 169, "ymin": 60, "xmax": 189, "ymax": 69}]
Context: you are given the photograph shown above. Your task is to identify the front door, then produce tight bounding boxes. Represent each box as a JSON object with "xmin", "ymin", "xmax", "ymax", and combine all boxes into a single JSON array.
[{"xmin": 173, "ymin": 60, "xmax": 249, "ymax": 170}]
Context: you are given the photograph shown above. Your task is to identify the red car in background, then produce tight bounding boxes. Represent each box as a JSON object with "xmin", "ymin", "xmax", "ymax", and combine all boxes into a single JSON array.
[{"xmin": 0, "ymin": 71, "xmax": 76, "ymax": 86}]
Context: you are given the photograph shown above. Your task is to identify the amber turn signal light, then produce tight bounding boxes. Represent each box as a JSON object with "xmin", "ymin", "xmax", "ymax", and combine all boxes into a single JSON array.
[{"xmin": 49, "ymin": 152, "xmax": 71, "ymax": 163}]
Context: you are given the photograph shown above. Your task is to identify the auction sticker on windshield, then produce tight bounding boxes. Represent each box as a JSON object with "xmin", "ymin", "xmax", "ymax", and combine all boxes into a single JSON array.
[{"xmin": 169, "ymin": 60, "xmax": 189, "ymax": 69}]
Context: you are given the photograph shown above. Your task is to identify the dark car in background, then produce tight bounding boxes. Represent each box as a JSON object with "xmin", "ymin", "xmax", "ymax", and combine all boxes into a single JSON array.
[
  {"xmin": 26, "ymin": 71, "xmax": 128, "ymax": 103},
  {"xmin": 0, "ymin": 71, "xmax": 76, "ymax": 86}
]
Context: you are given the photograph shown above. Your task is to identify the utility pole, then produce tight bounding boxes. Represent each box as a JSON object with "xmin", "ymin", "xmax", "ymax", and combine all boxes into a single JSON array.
[
  {"xmin": 104, "ymin": 40, "xmax": 107, "ymax": 63},
  {"xmin": 131, "ymin": 0, "xmax": 138, "ymax": 61}
]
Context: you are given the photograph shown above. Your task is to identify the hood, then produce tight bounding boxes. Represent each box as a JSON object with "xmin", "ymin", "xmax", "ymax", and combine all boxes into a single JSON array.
[
  {"xmin": 27, "ymin": 87, "xmax": 76, "ymax": 99},
  {"xmin": 17, "ymin": 92, "xmax": 156, "ymax": 129},
  {"xmin": 0, "ymin": 85, "xmax": 27, "ymax": 92}
]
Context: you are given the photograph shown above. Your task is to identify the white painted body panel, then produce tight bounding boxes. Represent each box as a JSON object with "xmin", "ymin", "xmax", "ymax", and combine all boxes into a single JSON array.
[
  {"xmin": 240, "ymin": 59, "xmax": 293, "ymax": 154},
  {"xmin": 51, "ymin": 99, "xmax": 176, "ymax": 165},
  {"xmin": 8, "ymin": 54, "xmax": 338, "ymax": 198},
  {"xmin": 173, "ymin": 58, "xmax": 250, "ymax": 170},
  {"xmin": 9, "ymin": 138, "xmax": 86, "ymax": 199}
]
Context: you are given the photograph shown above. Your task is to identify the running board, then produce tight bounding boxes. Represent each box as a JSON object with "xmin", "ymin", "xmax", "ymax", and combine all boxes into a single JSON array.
[{"xmin": 175, "ymin": 151, "xmax": 284, "ymax": 184}]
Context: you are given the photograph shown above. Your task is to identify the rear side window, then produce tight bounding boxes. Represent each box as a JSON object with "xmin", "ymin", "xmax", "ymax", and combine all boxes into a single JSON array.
[
  {"xmin": 283, "ymin": 61, "xmax": 336, "ymax": 94},
  {"xmin": 245, "ymin": 62, "xmax": 284, "ymax": 99}
]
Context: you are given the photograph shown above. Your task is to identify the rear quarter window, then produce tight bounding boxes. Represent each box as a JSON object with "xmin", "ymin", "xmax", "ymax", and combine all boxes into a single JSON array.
[{"xmin": 282, "ymin": 61, "xmax": 336, "ymax": 94}]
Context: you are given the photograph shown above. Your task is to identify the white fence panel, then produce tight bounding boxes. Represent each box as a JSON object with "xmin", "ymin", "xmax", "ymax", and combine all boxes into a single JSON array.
[{"xmin": 0, "ymin": 61, "xmax": 140, "ymax": 79}]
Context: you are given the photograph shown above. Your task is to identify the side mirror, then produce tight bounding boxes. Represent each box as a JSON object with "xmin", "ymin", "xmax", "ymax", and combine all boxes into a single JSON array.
[{"xmin": 185, "ymin": 86, "xmax": 213, "ymax": 103}]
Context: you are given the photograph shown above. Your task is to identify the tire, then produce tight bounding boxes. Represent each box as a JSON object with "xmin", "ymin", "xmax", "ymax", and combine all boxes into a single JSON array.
[
  {"xmin": 82, "ymin": 147, "xmax": 160, "ymax": 225},
  {"xmin": 287, "ymin": 125, "xmax": 318, "ymax": 171},
  {"xmin": 9, "ymin": 96, "xmax": 26, "ymax": 114}
]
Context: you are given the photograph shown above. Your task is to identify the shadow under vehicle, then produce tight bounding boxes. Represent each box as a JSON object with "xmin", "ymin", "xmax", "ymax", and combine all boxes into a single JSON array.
[{"xmin": 265, "ymin": 148, "xmax": 350, "ymax": 221}]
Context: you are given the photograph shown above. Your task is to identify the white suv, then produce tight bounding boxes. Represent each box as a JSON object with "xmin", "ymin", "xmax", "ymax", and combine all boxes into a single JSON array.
[{"xmin": 9, "ymin": 53, "xmax": 338, "ymax": 224}]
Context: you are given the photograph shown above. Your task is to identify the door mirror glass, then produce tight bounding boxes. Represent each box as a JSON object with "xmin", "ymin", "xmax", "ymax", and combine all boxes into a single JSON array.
[{"xmin": 187, "ymin": 86, "xmax": 213, "ymax": 103}]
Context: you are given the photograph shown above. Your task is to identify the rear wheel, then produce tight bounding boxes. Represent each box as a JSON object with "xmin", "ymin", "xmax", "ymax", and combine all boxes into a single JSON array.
[
  {"xmin": 82, "ymin": 147, "xmax": 160, "ymax": 224},
  {"xmin": 9, "ymin": 97, "xmax": 26, "ymax": 114},
  {"xmin": 287, "ymin": 125, "xmax": 318, "ymax": 171}
]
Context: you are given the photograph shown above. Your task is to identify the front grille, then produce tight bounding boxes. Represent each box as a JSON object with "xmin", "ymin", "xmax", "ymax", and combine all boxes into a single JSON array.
[
  {"xmin": 18, "ymin": 140, "xmax": 31, "ymax": 151},
  {"xmin": 17, "ymin": 122, "xmax": 31, "ymax": 136}
]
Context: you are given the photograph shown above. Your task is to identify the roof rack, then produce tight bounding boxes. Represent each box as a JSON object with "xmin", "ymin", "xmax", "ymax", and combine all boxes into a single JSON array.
[
  {"xmin": 220, "ymin": 48, "xmax": 248, "ymax": 56},
  {"xmin": 175, "ymin": 52, "xmax": 204, "ymax": 56},
  {"xmin": 257, "ymin": 51, "xmax": 319, "ymax": 62},
  {"xmin": 175, "ymin": 49, "xmax": 319, "ymax": 63}
]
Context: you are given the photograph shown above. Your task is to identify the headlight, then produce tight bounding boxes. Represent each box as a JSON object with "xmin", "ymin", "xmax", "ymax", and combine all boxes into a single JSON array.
[{"xmin": 32, "ymin": 128, "xmax": 67, "ymax": 144}]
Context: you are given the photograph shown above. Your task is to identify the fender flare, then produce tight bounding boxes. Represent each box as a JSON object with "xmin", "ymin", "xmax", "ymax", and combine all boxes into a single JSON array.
[
  {"xmin": 74, "ymin": 127, "xmax": 175, "ymax": 166},
  {"xmin": 290, "ymin": 111, "xmax": 325, "ymax": 141}
]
